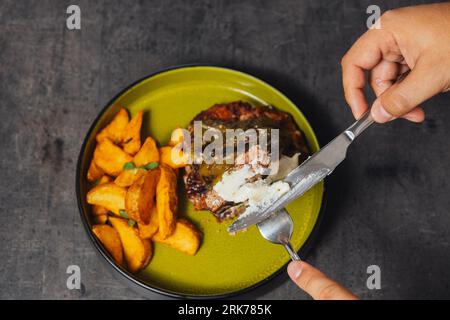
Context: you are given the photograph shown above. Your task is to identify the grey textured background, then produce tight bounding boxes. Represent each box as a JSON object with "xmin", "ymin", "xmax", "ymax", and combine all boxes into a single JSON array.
[{"xmin": 1, "ymin": 0, "xmax": 449, "ymax": 300}]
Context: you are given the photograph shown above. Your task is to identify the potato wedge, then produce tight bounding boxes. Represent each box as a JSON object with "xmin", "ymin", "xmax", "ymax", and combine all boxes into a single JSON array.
[
  {"xmin": 92, "ymin": 175, "xmax": 112, "ymax": 215},
  {"xmin": 133, "ymin": 137, "xmax": 159, "ymax": 167},
  {"xmin": 87, "ymin": 159, "xmax": 104, "ymax": 182},
  {"xmin": 93, "ymin": 214, "xmax": 108, "ymax": 224},
  {"xmin": 87, "ymin": 182, "xmax": 126, "ymax": 215},
  {"xmin": 156, "ymin": 164, "xmax": 178, "ymax": 239},
  {"xmin": 154, "ymin": 219, "xmax": 201, "ymax": 256},
  {"xmin": 114, "ymin": 168, "xmax": 146, "ymax": 187},
  {"xmin": 160, "ymin": 146, "xmax": 188, "ymax": 169},
  {"xmin": 122, "ymin": 111, "xmax": 143, "ymax": 155},
  {"xmin": 109, "ymin": 217, "xmax": 152, "ymax": 272},
  {"xmin": 125, "ymin": 168, "xmax": 160, "ymax": 224},
  {"xmin": 93, "ymin": 138, "xmax": 133, "ymax": 176},
  {"xmin": 138, "ymin": 206, "xmax": 159, "ymax": 239},
  {"xmin": 96, "ymin": 108, "xmax": 129, "ymax": 143},
  {"xmin": 92, "ymin": 224, "xmax": 124, "ymax": 265},
  {"xmin": 97, "ymin": 175, "xmax": 112, "ymax": 185},
  {"xmin": 93, "ymin": 205, "xmax": 108, "ymax": 216},
  {"xmin": 169, "ymin": 128, "xmax": 186, "ymax": 146}
]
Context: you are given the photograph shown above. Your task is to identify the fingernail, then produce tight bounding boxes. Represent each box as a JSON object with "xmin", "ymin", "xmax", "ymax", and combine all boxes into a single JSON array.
[
  {"xmin": 371, "ymin": 100, "xmax": 395, "ymax": 123},
  {"xmin": 287, "ymin": 261, "xmax": 303, "ymax": 280}
]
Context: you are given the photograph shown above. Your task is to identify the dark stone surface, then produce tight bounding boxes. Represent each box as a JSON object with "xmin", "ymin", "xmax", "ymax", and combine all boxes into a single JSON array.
[{"xmin": 0, "ymin": 0, "xmax": 449, "ymax": 299}]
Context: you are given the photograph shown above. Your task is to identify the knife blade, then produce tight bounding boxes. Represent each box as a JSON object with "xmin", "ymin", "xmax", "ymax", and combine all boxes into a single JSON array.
[{"xmin": 228, "ymin": 111, "xmax": 374, "ymax": 233}]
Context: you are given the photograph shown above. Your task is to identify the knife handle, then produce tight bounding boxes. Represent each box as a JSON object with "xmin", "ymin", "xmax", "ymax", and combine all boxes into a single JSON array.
[{"xmin": 344, "ymin": 111, "xmax": 374, "ymax": 141}]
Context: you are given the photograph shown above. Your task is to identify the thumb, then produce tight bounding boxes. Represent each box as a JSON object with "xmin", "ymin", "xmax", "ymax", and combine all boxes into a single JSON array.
[
  {"xmin": 371, "ymin": 57, "xmax": 444, "ymax": 123},
  {"xmin": 287, "ymin": 261, "xmax": 358, "ymax": 300}
]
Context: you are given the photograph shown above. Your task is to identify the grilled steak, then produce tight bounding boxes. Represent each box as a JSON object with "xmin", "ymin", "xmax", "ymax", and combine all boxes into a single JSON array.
[{"xmin": 183, "ymin": 101, "xmax": 310, "ymax": 220}]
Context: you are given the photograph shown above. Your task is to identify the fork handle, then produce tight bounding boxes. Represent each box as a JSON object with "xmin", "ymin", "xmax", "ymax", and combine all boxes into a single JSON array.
[{"xmin": 284, "ymin": 241, "xmax": 301, "ymax": 261}]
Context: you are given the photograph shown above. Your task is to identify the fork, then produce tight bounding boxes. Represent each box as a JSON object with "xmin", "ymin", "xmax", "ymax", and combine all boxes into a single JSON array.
[{"xmin": 257, "ymin": 208, "xmax": 301, "ymax": 261}]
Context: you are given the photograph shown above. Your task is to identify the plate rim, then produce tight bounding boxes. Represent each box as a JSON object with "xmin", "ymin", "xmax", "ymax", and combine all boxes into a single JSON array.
[{"xmin": 76, "ymin": 64, "xmax": 326, "ymax": 299}]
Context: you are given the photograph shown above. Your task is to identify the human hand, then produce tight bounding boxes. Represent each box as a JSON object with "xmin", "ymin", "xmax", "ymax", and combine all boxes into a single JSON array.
[
  {"xmin": 287, "ymin": 261, "xmax": 358, "ymax": 300},
  {"xmin": 341, "ymin": 3, "xmax": 450, "ymax": 123}
]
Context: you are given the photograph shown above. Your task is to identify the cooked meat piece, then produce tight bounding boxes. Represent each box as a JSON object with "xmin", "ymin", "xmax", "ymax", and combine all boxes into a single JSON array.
[{"xmin": 183, "ymin": 101, "xmax": 310, "ymax": 220}]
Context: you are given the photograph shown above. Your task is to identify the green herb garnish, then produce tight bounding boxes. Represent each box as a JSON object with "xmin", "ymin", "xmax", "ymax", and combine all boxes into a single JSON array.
[
  {"xmin": 119, "ymin": 209, "xmax": 129, "ymax": 219},
  {"xmin": 142, "ymin": 162, "xmax": 159, "ymax": 170},
  {"xmin": 128, "ymin": 219, "xmax": 136, "ymax": 227},
  {"xmin": 123, "ymin": 162, "xmax": 136, "ymax": 170}
]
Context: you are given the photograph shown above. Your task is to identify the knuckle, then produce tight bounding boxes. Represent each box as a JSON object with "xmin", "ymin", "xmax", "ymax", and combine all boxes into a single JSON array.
[{"xmin": 380, "ymin": 9, "xmax": 396, "ymax": 23}]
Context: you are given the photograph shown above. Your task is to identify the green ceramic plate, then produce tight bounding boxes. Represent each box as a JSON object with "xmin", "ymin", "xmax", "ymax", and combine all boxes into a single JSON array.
[{"xmin": 77, "ymin": 66, "xmax": 324, "ymax": 298}]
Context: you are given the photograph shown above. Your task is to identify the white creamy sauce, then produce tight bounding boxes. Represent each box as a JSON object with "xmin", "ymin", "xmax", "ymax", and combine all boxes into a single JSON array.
[{"xmin": 213, "ymin": 153, "xmax": 300, "ymax": 217}]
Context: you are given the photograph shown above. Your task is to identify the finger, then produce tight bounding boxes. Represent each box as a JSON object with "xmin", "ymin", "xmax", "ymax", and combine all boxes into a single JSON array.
[
  {"xmin": 369, "ymin": 60, "xmax": 399, "ymax": 96},
  {"xmin": 287, "ymin": 261, "xmax": 358, "ymax": 300},
  {"xmin": 369, "ymin": 63, "xmax": 422, "ymax": 122},
  {"xmin": 401, "ymin": 106, "xmax": 425, "ymax": 122},
  {"xmin": 342, "ymin": 30, "xmax": 402, "ymax": 119},
  {"xmin": 371, "ymin": 56, "xmax": 442, "ymax": 122}
]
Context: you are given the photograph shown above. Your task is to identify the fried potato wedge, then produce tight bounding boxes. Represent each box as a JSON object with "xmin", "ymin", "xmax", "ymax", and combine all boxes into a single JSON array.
[
  {"xmin": 87, "ymin": 182, "xmax": 126, "ymax": 215},
  {"xmin": 94, "ymin": 139, "xmax": 133, "ymax": 176},
  {"xmin": 138, "ymin": 206, "xmax": 159, "ymax": 239},
  {"xmin": 156, "ymin": 164, "xmax": 178, "ymax": 239},
  {"xmin": 93, "ymin": 205, "xmax": 108, "ymax": 216},
  {"xmin": 96, "ymin": 108, "xmax": 129, "ymax": 144},
  {"xmin": 133, "ymin": 137, "xmax": 159, "ymax": 167},
  {"xmin": 153, "ymin": 219, "xmax": 201, "ymax": 256},
  {"xmin": 160, "ymin": 146, "xmax": 188, "ymax": 169},
  {"xmin": 109, "ymin": 217, "xmax": 152, "ymax": 272},
  {"xmin": 122, "ymin": 111, "xmax": 143, "ymax": 155},
  {"xmin": 125, "ymin": 168, "xmax": 160, "ymax": 224},
  {"xmin": 169, "ymin": 128, "xmax": 186, "ymax": 146},
  {"xmin": 114, "ymin": 168, "xmax": 146, "ymax": 187},
  {"xmin": 87, "ymin": 159, "xmax": 104, "ymax": 182},
  {"xmin": 97, "ymin": 175, "xmax": 112, "ymax": 185},
  {"xmin": 92, "ymin": 175, "xmax": 112, "ymax": 215},
  {"xmin": 92, "ymin": 224, "xmax": 124, "ymax": 265},
  {"xmin": 93, "ymin": 214, "xmax": 108, "ymax": 224}
]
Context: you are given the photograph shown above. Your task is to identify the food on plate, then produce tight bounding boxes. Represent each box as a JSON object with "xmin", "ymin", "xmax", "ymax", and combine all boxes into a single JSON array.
[
  {"xmin": 138, "ymin": 206, "xmax": 159, "ymax": 239},
  {"xmin": 93, "ymin": 214, "xmax": 108, "ymax": 224},
  {"xmin": 122, "ymin": 110, "xmax": 143, "ymax": 155},
  {"xmin": 169, "ymin": 127, "xmax": 186, "ymax": 146},
  {"xmin": 160, "ymin": 146, "xmax": 188, "ymax": 169},
  {"xmin": 153, "ymin": 219, "xmax": 201, "ymax": 256},
  {"xmin": 92, "ymin": 224, "xmax": 124, "ymax": 265},
  {"xmin": 96, "ymin": 107, "xmax": 129, "ymax": 144},
  {"xmin": 133, "ymin": 137, "xmax": 160, "ymax": 167},
  {"xmin": 92, "ymin": 175, "xmax": 112, "ymax": 216},
  {"xmin": 183, "ymin": 101, "xmax": 310, "ymax": 221},
  {"xmin": 94, "ymin": 139, "xmax": 133, "ymax": 176},
  {"xmin": 156, "ymin": 164, "xmax": 178, "ymax": 239},
  {"xmin": 109, "ymin": 217, "xmax": 152, "ymax": 272},
  {"xmin": 114, "ymin": 168, "xmax": 147, "ymax": 187},
  {"xmin": 85, "ymin": 107, "xmax": 201, "ymax": 274},
  {"xmin": 125, "ymin": 168, "xmax": 160, "ymax": 224},
  {"xmin": 87, "ymin": 159, "xmax": 104, "ymax": 182},
  {"xmin": 87, "ymin": 182, "xmax": 126, "ymax": 215}
]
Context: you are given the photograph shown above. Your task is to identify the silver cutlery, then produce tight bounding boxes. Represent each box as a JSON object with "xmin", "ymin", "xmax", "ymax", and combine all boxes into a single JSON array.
[
  {"xmin": 229, "ymin": 111, "xmax": 374, "ymax": 233},
  {"xmin": 257, "ymin": 208, "xmax": 301, "ymax": 261}
]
